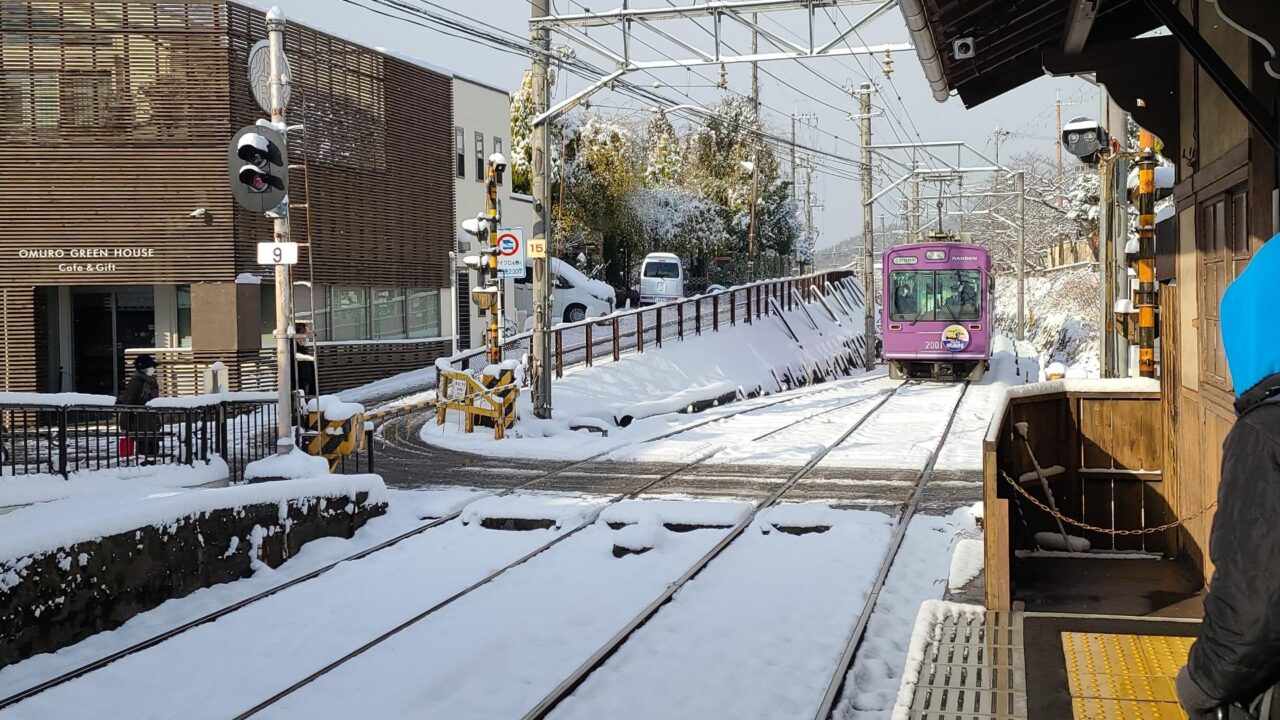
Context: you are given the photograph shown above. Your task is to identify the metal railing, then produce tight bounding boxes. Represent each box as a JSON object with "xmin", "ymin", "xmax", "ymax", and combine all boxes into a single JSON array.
[
  {"xmin": 445, "ymin": 270, "xmax": 859, "ymax": 380},
  {"xmin": 0, "ymin": 397, "xmax": 332, "ymax": 485}
]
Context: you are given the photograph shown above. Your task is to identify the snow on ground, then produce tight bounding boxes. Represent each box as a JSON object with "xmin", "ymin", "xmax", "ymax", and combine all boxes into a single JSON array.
[
  {"xmin": 994, "ymin": 267, "xmax": 1100, "ymax": 379},
  {"xmin": 0, "ymin": 472, "xmax": 383, "ymax": 563},
  {"xmin": 834, "ymin": 506, "xmax": 981, "ymax": 719},
  {"xmin": 0, "ymin": 490, "xmax": 582, "ymax": 719},
  {"xmin": 549, "ymin": 505, "xmax": 893, "ymax": 720},
  {"xmin": 707, "ymin": 378, "xmax": 897, "ymax": 467},
  {"xmin": 0, "ymin": 460, "xmax": 228, "ymax": 510},
  {"xmin": 422, "ymin": 295, "xmax": 863, "ymax": 461},
  {"xmin": 819, "ymin": 382, "xmax": 965, "ymax": 470},
  {"xmin": 254, "ymin": 520, "xmax": 737, "ymax": 718},
  {"xmin": 933, "ymin": 336, "xmax": 1040, "ymax": 472}
]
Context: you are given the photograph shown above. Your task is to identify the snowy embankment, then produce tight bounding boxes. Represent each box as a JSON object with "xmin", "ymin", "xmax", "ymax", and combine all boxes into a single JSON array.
[
  {"xmin": 994, "ymin": 267, "xmax": 1100, "ymax": 378},
  {"xmin": 933, "ymin": 336, "xmax": 1040, "ymax": 472},
  {"xmin": 423, "ymin": 293, "xmax": 864, "ymax": 461}
]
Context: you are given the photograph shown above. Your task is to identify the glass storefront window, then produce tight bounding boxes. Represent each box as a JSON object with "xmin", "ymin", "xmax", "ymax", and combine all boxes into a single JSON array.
[
  {"xmin": 372, "ymin": 288, "xmax": 406, "ymax": 339},
  {"xmin": 260, "ymin": 284, "xmax": 276, "ymax": 348},
  {"xmin": 294, "ymin": 283, "xmax": 329, "ymax": 341},
  {"xmin": 177, "ymin": 284, "xmax": 192, "ymax": 347},
  {"xmin": 331, "ymin": 287, "xmax": 369, "ymax": 341},
  {"xmin": 407, "ymin": 289, "xmax": 441, "ymax": 339}
]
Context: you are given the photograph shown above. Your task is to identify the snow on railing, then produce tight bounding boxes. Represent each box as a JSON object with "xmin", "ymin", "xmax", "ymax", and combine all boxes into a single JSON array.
[{"xmin": 443, "ymin": 269, "xmax": 859, "ymax": 384}]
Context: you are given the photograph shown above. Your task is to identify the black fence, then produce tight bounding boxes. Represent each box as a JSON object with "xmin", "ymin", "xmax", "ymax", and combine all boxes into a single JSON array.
[{"xmin": 0, "ymin": 399, "xmax": 369, "ymax": 484}]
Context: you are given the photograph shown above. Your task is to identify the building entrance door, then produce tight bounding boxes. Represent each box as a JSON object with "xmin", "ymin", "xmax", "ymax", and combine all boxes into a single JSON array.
[{"xmin": 71, "ymin": 287, "xmax": 155, "ymax": 396}]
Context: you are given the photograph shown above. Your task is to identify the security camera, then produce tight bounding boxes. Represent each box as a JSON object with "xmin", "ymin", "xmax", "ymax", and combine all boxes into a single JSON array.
[
  {"xmin": 188, "ymin": 208, "xmax": 208, "ymax": 219},
  {"xmin": 1061, "ymin": 116, "xmax": 1109, "ymax": 164},
  {"xmin": 952, "ymin": 37, "xmax": 975, "ymax": 60}
]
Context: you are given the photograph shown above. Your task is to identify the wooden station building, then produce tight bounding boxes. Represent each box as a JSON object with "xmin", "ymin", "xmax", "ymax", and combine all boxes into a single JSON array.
[{"xmin": 0, "ymin": 0, "xmax": 460, "ymax": 395}]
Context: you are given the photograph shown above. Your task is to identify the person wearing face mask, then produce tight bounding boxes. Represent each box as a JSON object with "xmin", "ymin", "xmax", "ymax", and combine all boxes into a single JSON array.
[{"xmin": 117, "ymin": 354, "xmax": 162, "ymax": 463}]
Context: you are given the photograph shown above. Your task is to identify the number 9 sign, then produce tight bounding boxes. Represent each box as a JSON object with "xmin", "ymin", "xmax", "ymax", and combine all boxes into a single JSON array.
[{"xmin": 257, "ymin": 241, "xmax": 299, "ymax": 266}]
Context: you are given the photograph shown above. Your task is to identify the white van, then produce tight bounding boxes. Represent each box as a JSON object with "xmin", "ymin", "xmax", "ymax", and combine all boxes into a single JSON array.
[
  {"xmin": 512, "ymin": 258, "xmax": 614, "ymax": 324},
  {"xmin": 639, "ymin": 252, "xmax": 684, "ymax": 305}
]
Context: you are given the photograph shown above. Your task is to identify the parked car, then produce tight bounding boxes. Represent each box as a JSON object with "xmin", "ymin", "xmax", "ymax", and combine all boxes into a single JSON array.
[
  {"xmin": 639, "ymin": 252, "xmax": 684, "ymax": 305},
  {"xmin": 512, "ymin": 258, "xmax": 614, "ymax": 324}
]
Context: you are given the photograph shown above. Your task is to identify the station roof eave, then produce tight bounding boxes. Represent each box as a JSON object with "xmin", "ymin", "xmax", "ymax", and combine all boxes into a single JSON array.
[
  {"xmin": 899, "ymin": 0, "xmax": 1176, "ymax": 148},
  {"xmin": 906, "ymin": 0, "xmax": 1158, "ymax": 105}
]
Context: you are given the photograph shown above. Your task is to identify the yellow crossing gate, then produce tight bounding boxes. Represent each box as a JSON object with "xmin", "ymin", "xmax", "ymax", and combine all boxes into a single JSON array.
[{"xmin": 436, "ymin": 367, "xmax": 518, "ymax": 439}]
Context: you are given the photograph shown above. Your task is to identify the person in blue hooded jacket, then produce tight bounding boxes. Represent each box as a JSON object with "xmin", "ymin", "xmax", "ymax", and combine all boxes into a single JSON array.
[{"xmin": 1177, "ymin": 235, "xmax": 1280, "ymax": 719}]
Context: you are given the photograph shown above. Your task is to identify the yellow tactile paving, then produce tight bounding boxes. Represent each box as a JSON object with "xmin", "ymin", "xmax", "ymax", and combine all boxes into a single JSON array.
[{"xmin": 1063, "ymin": 632, "xmax": 1192, "ymax": 720}]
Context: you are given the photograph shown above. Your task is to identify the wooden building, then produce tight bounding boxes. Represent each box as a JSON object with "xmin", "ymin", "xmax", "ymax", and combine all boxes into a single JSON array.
[
  {"xmin": 0, "ymin": 0, "xmax": 456, "ymax": 395},
  {"xmin": 899, "ymin": 0, "xmax": 1279, "ymax": 585}
]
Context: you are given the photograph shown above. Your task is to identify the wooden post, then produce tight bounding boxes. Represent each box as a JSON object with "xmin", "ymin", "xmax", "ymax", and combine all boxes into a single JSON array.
[
  {"xmin": 678, "ymin": 302, "xmax": 684, "ymax": 339},
  {"xmin": 585, "ymin": 322, "xmax": 593, "ymax": 367},
  {"xmin": 612, "ymin": 318, "xmax": 620, "ymax": 362},
  {"xmin": 713, "ymin": 295, "xmax": 720, "ymax": 331},
  {"xmin": 730, "ymin": 290, "xmax": 737, "ymax": 325},
  {"xmin": 695, "ymin": 298, "xmax": 703, "ymax": 335},
  {"xmin": 637, "ymin": 312, "xmax": 644, "ymax": 353},
  {"xmin": 656, "ymin": 307, "xmax": 663, "ymax": 347},
  {"xmin": 984, "ymin": 440, "xmax": 1012, "ymax": 611}
]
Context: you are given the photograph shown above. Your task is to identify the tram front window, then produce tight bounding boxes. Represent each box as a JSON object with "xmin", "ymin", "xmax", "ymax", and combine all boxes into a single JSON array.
[
  {"xmin": 889, "ymin": 269, "xmax": 981, "ymax": 322},
  {"xmin": 889, "ymin": 271, "xmax": 936, "ymax": 321}
]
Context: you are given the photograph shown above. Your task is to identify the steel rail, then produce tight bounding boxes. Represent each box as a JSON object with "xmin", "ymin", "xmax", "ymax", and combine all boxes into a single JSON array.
[
  {"xmin": 810, "ymin": 380, "xmax": 971, "ymax": 719},
  {"xmin": 520, "ymin": 382, "xmax": 909, "ymax": 719},
  {"xmin": 233, "ymin": 385, "xmax": 898, "ymax": 718},
  {"xmin": 0, "ymin": 376, "xmax": 884, "ymax": 712}
]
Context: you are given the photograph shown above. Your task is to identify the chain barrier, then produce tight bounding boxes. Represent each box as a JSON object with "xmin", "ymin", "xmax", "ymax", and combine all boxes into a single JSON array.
[{"xmin": 999, "ymin": 469, "xmax": 1217, "ymax": 536}]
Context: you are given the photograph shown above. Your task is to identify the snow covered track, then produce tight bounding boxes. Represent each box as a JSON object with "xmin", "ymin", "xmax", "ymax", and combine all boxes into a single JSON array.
[
  {"xmin": 519, "ymin": 383, "xmax": 915, "ymax": 720},
  {"xmin": 524, "ymin": 381, "xmax": 971, "ymax": 720}
]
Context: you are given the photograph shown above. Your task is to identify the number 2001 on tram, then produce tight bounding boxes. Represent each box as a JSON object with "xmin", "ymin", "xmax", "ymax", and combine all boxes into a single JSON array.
[{"xmin": 881, "ymin": 242, "xmax": 991, "ymax": 381}]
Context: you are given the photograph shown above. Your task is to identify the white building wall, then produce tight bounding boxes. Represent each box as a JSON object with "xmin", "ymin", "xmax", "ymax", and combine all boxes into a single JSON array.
[{"xmin": 448, "ymin": 76, "xmax": 530, "ymax": 353}]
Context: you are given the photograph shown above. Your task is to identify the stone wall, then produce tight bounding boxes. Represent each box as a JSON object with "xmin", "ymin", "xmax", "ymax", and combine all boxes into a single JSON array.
[{"xmin": 0, "ymin": 492, "xmax": 385, "ymax": 668}]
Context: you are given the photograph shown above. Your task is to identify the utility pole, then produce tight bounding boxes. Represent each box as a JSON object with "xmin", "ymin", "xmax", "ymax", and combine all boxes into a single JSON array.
[
  {"xmin": 1055, "ymin": 91, "xmax": 1064, "ymax": 209},
  {"xmin": 266, "ymin": 7, "xmax": 292, "ymax": 453},
  {"xmin": 748, "ymin": 14, "xmax": 760, "ymax": 281},
  {"xmin": 1016, "ymin": 171, "xmax": 1026, "ymax": 341},
  {"xmin": 1135, "ymin": 130, "xmax": 1157, "ymax": 378},
  {"xmin": 910, "ymin": 168, "xmax": 920, "ymax": 242},
  {"xmin": 530, "ymin": 0, "xmax": 552, "ymax": 418},
  {"xmin": 859, "ymin": 83, "xmax": 876, "ymax": 370}
]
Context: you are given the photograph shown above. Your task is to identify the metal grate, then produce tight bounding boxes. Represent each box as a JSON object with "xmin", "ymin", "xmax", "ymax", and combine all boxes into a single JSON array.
[{"xmin": 910, "ymin": 610, "xmax": 1028, "ymax": 719}]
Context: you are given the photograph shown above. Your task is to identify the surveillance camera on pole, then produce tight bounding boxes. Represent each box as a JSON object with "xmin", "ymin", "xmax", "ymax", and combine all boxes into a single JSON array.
[
  {"xmin": 1061, "ymin": 116, "xmax": 1109, "ymax": 165},
  {"xmin": 229, "ymin": 124, "xmax": 288, "ymax": 212},
  {"xmin": 489, "ymin": 152, "xmax": 508, "ymax": 186}
]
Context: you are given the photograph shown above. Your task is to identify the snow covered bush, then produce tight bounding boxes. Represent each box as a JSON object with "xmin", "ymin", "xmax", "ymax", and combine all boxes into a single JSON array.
[{"xmin": 994, "ymin": 267, "xmax": 1100, "ymax": 377}]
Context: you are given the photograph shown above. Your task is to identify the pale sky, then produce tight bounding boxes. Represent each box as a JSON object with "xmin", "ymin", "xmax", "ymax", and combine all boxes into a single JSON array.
[{"xmin": 240, "ymin": 0, "xmax": 1098, "ymax": 251}]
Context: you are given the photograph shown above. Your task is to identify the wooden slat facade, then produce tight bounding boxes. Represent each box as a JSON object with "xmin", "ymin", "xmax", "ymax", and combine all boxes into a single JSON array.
[
  {"xmin": 0, "ymin": 1, "xmax": 456, "ymax": 394},
  {"xmin": 1161, "ymin": 0, "xmax": 1280, "ymax": 580}
]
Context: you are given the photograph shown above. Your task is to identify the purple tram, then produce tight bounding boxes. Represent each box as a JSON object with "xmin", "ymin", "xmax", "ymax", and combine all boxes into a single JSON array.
[{"xmin": 881, "ymin": 241, "xmax": 991, "ymax": 381}]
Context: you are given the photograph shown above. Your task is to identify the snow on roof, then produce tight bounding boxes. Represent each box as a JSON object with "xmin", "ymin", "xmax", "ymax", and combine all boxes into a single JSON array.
[
  {"xmin": 1156, "ymin": 203, "xmax": 1175, "ymax": 223},
  {"xmin": 552, "ymin": 257, "xmax": 614, "ymax": 303}
]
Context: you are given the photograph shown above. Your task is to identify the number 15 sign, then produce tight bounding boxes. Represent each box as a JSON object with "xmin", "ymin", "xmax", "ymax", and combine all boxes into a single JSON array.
[{"xmin": 257, "ymin": 241, "xmax": 299, "ymax": 265}]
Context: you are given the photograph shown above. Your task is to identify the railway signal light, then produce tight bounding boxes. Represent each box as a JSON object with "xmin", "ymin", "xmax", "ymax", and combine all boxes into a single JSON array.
[{"xmin": 228, "ymin": 124, "xmax": 288, "ymax": 213}]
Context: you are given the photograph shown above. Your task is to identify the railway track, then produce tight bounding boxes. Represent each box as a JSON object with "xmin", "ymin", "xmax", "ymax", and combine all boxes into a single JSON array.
[
  {"xmin": 522, "ymin": 380, "xmax": 971, "ymax": 720},
  {"xmin": 0, "ymin": 375, "xmax": 887, "ymax": 713},
  {"xmin": 229, "ymin": 382, "xmax": 901, "ymax": 718}
]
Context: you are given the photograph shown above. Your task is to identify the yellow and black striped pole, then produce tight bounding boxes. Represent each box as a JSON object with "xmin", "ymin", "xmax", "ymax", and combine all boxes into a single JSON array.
[
  {"xmin": 1134, "ymin": 130, "xmax": 1157, "ymax": 378},
  {"xmin": 487, "ymin": 159, "xmax": 502, "ymax": 365}
]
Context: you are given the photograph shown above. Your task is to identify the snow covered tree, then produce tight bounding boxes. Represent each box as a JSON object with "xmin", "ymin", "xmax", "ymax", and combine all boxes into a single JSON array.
[
  {"xmin": 556, "ymin": 115, "xmax": 644, "ymax": 286},
  {"xmin": 630, "ymin": 187, "xmax": 730, "ymax": 257},
  {"xmin": 643, "ymin": 110, "xmax": 684, "ymax": 187},
  {"xmin": 509, "ymin": 69, "xmax": 562, "ymax": 195}
]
